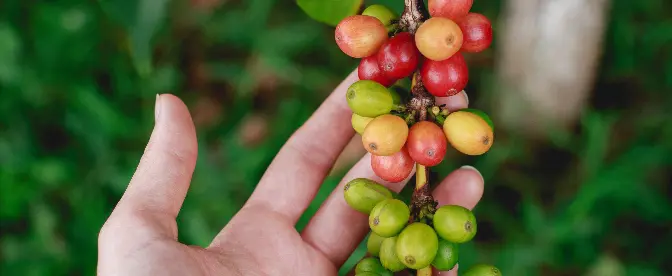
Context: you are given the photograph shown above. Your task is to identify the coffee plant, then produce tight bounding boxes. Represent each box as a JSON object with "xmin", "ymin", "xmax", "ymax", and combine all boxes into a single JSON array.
[{"xmin": 300, "ymin": 0, "xmax": 499, "ymax": 275}]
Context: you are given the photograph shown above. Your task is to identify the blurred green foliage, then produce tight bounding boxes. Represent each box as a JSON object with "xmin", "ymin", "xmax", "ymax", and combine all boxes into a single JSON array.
[{"xmin": 0, "ymin": 0, "xmax": 670, "ymax": 275}]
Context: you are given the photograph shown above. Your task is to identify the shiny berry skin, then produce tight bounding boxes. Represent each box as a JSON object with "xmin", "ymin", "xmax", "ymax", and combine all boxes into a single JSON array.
[
  {"xmin": 335, "ymin": 15, "xmax": 388, "ymax": 58},
  {"xmin": 362, "ymin": 114, "xmax": 409, "ymax": 156},
  {"xmin": 377, "ymin": 32, "xmax": 419, "ymax": 79},
  {"xmin": 358, "ymin": 55, "xmax": 396, "ymax": 87},
  {"xmin": 371, "ymin": 146, "xmax": 414, "ymax": 183},
  {"xmin": 428, "ymin": 0, "xmax": 473, "ymax": 20},
  {"xmin": 421, "ymin": 52, "xmax": 468, "ymax": 97},
  {"xmin": 458, "ymin": 13, "xmax": 493, "ymax": 53},
  {"xmin": 415, "ymin": 17, "xmax": 463, "ymax": 61},
  {"xmin": 406, "ymin": 121, "xmax": 447, "ymax": 167}
]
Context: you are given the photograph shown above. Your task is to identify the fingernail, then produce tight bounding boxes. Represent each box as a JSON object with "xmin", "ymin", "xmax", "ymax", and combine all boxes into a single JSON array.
[
  {"xmin": 460, "ymin": 165, "xmax": 482, "ymax": 181},
  {"xmin": 461, "ymin": 90, "xmax": 469, "ymax": 105},
  {"xmin": 155, "ymin": 94, "xmax": 163, "ymax": 122}
]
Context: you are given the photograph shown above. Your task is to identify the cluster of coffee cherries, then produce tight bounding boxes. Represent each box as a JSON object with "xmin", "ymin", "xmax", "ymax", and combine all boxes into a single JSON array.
[{"xmin": 336, "ymin": 1, "xmax": 501, "ymax": 275}]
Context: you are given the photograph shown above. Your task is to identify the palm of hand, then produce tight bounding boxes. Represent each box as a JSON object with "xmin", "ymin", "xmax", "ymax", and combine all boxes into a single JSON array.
[{"xmin": 98, "ymin": 72, "xmax": 482, "ymax": 276}]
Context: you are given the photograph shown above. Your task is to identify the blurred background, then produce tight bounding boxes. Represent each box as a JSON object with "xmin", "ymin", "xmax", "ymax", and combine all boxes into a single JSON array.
[{"xmin": 0, "ymin": 0, "xmax": 670, "ymax": 275}]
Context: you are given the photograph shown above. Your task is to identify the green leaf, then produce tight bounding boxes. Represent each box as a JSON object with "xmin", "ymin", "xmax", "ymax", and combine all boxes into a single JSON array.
[{"xmin": 297, "ymin": 0, "xmax": 362, "ymax": 26}]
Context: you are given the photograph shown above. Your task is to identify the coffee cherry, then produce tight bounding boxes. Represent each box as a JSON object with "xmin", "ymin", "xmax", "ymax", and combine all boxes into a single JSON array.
[
  {"xmin": 443, "ymin": 110, "xmax": 493, "ymax": 155},
  {"xmin": 362, "ymin": 114, "xmax": 409, "ymax": 156},
  {"xmin": 432, "ymin": 238, "xmax": 459, "ymax": 271},
  {"xmin": 355, "ymin": 272, "xmax": 380, "ymax": 276},
  {"xmin": 457, "ymin": 13, "xmax": 493, "ymax": 53},
  {"xmin": 343, "ymin": 178, "xmax": 394, "ymax": 214},
  {"xmin": 367, "ymin": 232, "xmax": 386, "ymax": 256},
  {"xmin": 415, "ymin": 17, "xmax": 463, "ymax": 61},
  {"xmin": 352, "ymin": 113, "xmax": 374, "ymax": 135},
  {"xmin": 358, "ymin": 56, "xmax": 396, "ymax": 87},
  {"xmin": 406, "ymin": 121, "xmax": 447, "ymax": 167},
  {"xmin": 371, "ymin": 146, "xmax": 414, "ymax": 183},
  {"xmin": 461, "ymin": 108, "xmax": 494, "ymax": 131},
  {"xmin": 347, "ymin": 80, "xmax": 394, "ymax": 117},
  {"xmin": 462, "ymin": 264, "xmax": 502, "ymax": 276},
  {"xmin": 421, "ymin": 52, "xmax": 469, "ymax": 97},
  {"xmin": 335, "ymin": 15, "xmax": 388, "ymax": 58},
  {"xmin": 355, "ymin": 257, "xmax": 390, "ymax": 275},
  {"xmin": 377, "ymin": 32, "xmax": 419, "ymax": 79},
  {"xmin": 362, "ymin": 4, "xmax": 398, "ymax": 31},
  {"xmin": 428, "ymin": 0, "xmax": 473, "ymax": 20},
  {"xmin": 369, "ymin": 199, "xmax": 410, "ymax": 237},
  {"xmin": 433, "ymin": 205, "xmax": 477, "ymax": 243},
  {"xmin": 379, "ymin": 237, "xmax": 407, "ymax": 272},
  {"xmin": 395, "ymin": 223, "xmax": 439, "ymax": 269}
]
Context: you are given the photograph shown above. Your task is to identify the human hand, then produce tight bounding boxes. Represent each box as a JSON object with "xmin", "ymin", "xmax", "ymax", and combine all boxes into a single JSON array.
[{"xmin": 97, "ymin": 70, "xmax": 484, "ymax": 276}]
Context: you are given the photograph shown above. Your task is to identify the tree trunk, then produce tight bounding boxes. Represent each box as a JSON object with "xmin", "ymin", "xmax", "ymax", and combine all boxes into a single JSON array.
[{"xmin": 495, "ymin": 0, "xmax": 612, "ymax": 136}]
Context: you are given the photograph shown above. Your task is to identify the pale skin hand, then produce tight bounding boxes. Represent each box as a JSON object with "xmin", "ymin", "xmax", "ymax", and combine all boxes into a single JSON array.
[{"xmin": 97, "ymin": 70, "xmax": 484, "ymax": 276}]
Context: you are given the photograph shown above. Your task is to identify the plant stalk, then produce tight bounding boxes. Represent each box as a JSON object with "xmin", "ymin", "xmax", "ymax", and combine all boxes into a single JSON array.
[{"xmin": 399, "ymin": 1, "xmax": 436, "ymax": 275}]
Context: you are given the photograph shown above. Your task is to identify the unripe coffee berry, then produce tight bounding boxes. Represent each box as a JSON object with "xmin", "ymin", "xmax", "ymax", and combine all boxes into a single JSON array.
[
  {"xmin": 362, "ymin": 4, "xmax": 398, "ymax": 31},
  {"xmin": 367, "ymin": 232, "xmax": 386, "ymax": 256},
  {"xmin": 432, "ymin": 238, "xmax": 459, "ymax": 271},
  {"xmin": 352, "ymin": 113, "xmax": 374, "ymax": 135},
  {"xmin": 362, "ymin": 114, "xmax": 409, "ymax": 156},
  {"xmin": 433, "ymin": 205, "xmax": 477, "ymax": 243},
  {"xmin": 379, "ymin": 237, "xmax": 407, "ymax": 272},
  {"xmin": 346, "ymin": 80, "xmax": 394, "ymax": 118},
  {"xmin": 343, "ymin": 178, "xmax": 394, "ymax": 214},
  {"xmin": 369, "ymin": 199, "xmax": 410, "ymax": 237},
  {"xmin": 443, "ymin": 110, "xmax": 494, "ymax": 156},
  {"xmin": 355, "ymin": 257, "xmax": 390, "ymax": 275},
  {"xmin": 395, "ymin": 223, "xmax": 439, "ymax": 269},
  {"xmin": 335, "ymin": 15, "xmax": 388, "ymax": 58},
  {"xmin": 415, "ymin": 17, "xmax": 463, "ymax": 61}
]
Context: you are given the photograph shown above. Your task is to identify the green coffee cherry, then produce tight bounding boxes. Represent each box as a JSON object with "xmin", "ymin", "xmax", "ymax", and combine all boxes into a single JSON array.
[
  {"xmin": 362, "ymin": 4, "xmax": 398, "ymax": 31},
  {"xmin": 431, "ymin": 238, "xmax": 459, "ymax": 271},
  {"xmin": 460, "ymin": 108, "xmax": 494, "ymax": 131},
  {"xmin": 355, "ymin": 257, "xmax": 389, "ymax": 275},
  {"xmin": 379, "ymin": 237, "xmax": 407, "ymax": 272},
  {"xmin": 395, "ymin": 223, "xmax": 439, "ymax": 270},
  {"xmin": 367, "ymin": 232, "xmax": 386, "ymax": 256},
  {"xmin": 347, "ymin": 80, "xmax": 394, "ymax": 117},
  {"xmin": 369, "ymin": 199, "xmax": 410, "ymax": 237},
  {"xmin": 462, "ymin": 264, "xmax": 502, "ymax": 276},
  {"xmin": 355, "ymin": 272, "xmax": 379, "ymax": 276},
  {"xmin": 433, "ymin": 205, "xmax": 477, "ymax": 243},
  {"xmin": 344, "ymin": 178, "xmax": 394, "ymax": 214},
  {"xmin": 352, "ymin": 113, "xmax": 374, "ymax": 135},
  {"xmin": 388, "ymin": 86, "xmax": 405, "ymax": 105}
]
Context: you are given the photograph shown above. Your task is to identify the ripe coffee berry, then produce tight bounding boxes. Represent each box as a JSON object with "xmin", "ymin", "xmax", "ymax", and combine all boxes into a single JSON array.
[
  {"xmin": 371, "ymin": 146, "xmax": 414, "ymax": 183},
  {"xmin": 359, "ymin": 56, "xmax": 396, "ymax": 87},
  {"xmin": 335, "ymin": 15, "xmax": 388, "ymax": 58},
  {"xmin": 428, "ymin": 0, "xmax": 473, "ymax": 20},
  {"xmin": 421, "ymin": 52, "xmax": 469, "ymax": 97},
  {"xmin": 415, "ymin": 17, "xmax": 463, "ymax": 61},
  {"xmin": 407, "ymin": 121, "xmax": 447, "ymax": 167},
  {"xmin": 458, "ymin": 13, "xmax": 493, "ymax": 53},
  {"xmin": 377, "ymin": 32, "xmax": 420, "ymax": 80}
]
